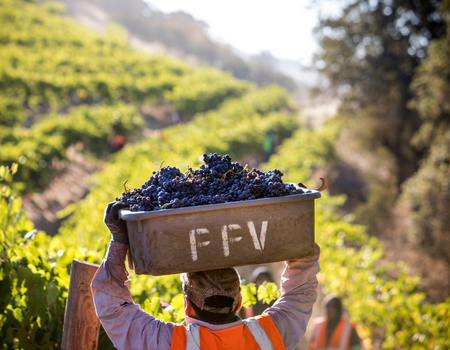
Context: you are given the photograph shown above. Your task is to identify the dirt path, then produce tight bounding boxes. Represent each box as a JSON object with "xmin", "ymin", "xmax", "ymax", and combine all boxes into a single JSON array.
[
  {"xmin": 22, "ymin": 148, "xmax": 102, "ymax": 236},
  {"xmin": 377, "ymin": 207, "xmax": 450, "ymax": 303}
]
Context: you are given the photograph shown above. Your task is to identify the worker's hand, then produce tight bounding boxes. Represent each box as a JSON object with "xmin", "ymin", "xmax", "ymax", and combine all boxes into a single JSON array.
[{"xmin": 104, "ymin": 201, "xmax": 129, "ymax": 244}]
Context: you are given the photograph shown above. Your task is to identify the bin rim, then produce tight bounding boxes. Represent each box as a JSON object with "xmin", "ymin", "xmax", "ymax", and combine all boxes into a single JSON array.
[{"xmin": 119, "ymin": 186, "xmax": 321, "ymax": 221}]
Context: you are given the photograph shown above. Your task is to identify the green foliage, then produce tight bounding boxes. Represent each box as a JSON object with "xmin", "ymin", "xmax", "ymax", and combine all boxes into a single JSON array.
[
  {"xmin": 164, "ymin": 68, "xmax": 251, "ymax": 117},
  {"xmin": 241, "ymin": 283, "xmax": 257, "ymax": 308},
  {"xmin": 0, "ymin": 165, "xmax": 105, "ymax": 349},
  {"xmin": 130, "ymin": 274, "xmax": 183, "ymax": 306},
  {"xmin": 352, "ymin": 146, "xmax": 398, "ymax": 230},
  {"xmin": 1, "ymin": 104, "xmax": 143, "ymax": 193},
  {"xmin": 140, "ymin": 294, "xmax": 185, "ymax": 324},
  {"xmin": 41, "ymin": 1, "xmax": 67, "ymax": 15},
  {"xmin": 256, "ymin": 282, "xmax": 281, "ymax": 305},
  {"xmin": 409, "ymin": 4, "xmax": 450, "ymax": 147},
  {"xmin": 400, "ymin": 127, "xmax": 450, "ymax": 260},
  {"xmin": 0, "ymin": 0, "xmax": 190, "ymax": 193},
  {"xmin": 106, "ymin": 22, "xmax": 128, "ymax": 44},
  {"xmin": 315, "ymin": 0, "xmax": 446, "ymax": 184},
  {"xmin": 0, "ymin": 0, "xmax": 261, "ymax": 125},
  {"xmin": 400, "ymin": 1, "xmax": 450, "ymax": 262},
  {"xmin": 0, "ymin": 0, "xmax": 190, "ymax": 114},
  {"xmin": 164, "ymin": 86, "xmax": 296, "ymax": 159},
  {"xmin": 265, "ymin": 119, "xmax": 341, "ymax": 186},
  {"xmin": 241, "ymin": 282, "xmax": 280, "ymax": 309},
  {"xmin": 0, "ymin": 96, "xmax": 26, "ymax": 128}
]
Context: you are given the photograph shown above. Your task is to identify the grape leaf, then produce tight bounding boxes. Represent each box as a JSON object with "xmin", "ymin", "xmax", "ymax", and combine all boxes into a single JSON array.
[
  {"xmin": 0, "ymin": 166, "xmax": 6, "ymax": 180},
  {"xmin": 46, "ymin": 280, "xmax": 59, "ymax": 304},
  {"xmin": 148, "ymin": 296, "xmax": 162, "ymax": 316},
  {"xmin": 241, "ymin": 283, "xmax": 257, "ymax": 308},
  {"xmin": 11, "ymin": 163, "xmax": 18, "ymax": 175},
  {"xmin": 257, "ymin": 282, "xmax": 279, "ymax": 304},
  {"xmin": 170, "ymin": 293, "xmax": 185, "ymax": 310},
  {"xmin": 12, "ymin": 307, "xmax": 23, "ymax": 323},
  {"xmin": 176, "ymin": 306, "xmax": 186, "ymax": 324}
]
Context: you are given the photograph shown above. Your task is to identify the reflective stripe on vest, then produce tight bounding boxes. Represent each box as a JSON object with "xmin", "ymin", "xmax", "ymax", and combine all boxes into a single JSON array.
[
  {"xmin": 170, "ymin": 314, "xmax": 285, "ymax": 350},
  {"xmin": 186, "ymin": 324, "xmax": 201, "ymax": 350},
  {"xmin": 338, "ymin": 321, "xmax": 351, "ymax": 350},
  {"xmin": 185, "ymin": 320, "xmax": 272, "ymax": 350},
  {"xmin": 243, "ymin": 318, "xmax": 274, "ymax": 350},
  {"xmin": 311, "ymin": 317, "xmax": 353, "ymax": 350},
  {"xmin": 311, "ymin": 317, "xmax": 323, "ymax": 348}
]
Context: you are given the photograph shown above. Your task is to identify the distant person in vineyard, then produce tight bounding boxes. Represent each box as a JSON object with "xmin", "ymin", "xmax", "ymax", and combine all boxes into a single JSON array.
[
  {"xmin": 110, "ymin": 134, "xmax": 126, "ymax": 152},
  {"xmin": 263, "ymin": 130, "xmax": 275, "ymax": 162},
  {"xmin": 242, "ymin": 267, "xmax": 276, "ymax": 318},
  {"xmin": 92, "ymin": 201, "xmax": 321, "ymax": 350},
  {"xmin": 310, "ymin": 295, "xmax": 361, "ymax": 350}
]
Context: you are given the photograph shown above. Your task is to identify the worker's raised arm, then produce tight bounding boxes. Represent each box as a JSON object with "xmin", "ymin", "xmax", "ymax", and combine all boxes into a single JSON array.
[
  {"xmin": 263, "ymin": 243, "xmax": 321, "ymax": 350},
  {"xmin": 91, "ymin": 202, "xmax": 174, "ymax": 350}
]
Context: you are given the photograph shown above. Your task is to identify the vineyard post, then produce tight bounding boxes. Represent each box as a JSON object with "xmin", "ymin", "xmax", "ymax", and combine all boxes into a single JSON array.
[{"xmin": 61, "ymin": 260, "xmax": 100, "ymax": 350}]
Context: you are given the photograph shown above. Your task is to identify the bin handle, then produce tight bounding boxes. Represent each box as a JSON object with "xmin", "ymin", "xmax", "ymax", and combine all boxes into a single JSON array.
[
  {"xmin": 127, "ymin": 248, "xmax": 134, "ymax": 270},
  {"xmin": 315, "ymin": 178, "xmax": 328, "ymax": 192}
]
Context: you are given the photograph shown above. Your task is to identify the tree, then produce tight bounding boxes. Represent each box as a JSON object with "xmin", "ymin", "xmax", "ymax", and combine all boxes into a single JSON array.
[
  {"xmin": 315, "ymin": 0, "xmax": 446, "ymax": 190},
  {"xmin": 400, "ymin": 0, "xmax": 450, "ymax": 262}
]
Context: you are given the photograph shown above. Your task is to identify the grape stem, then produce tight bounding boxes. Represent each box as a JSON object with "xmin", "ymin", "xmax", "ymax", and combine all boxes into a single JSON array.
[
  {"xmin": 221, "ymin": 170, "xmax": 235, "ymax": 182},
  {"xmin": 237, "ymin": 164, "xmax": 249, "ymax": 175},
  {"xmin": 123, "ymin": 179, "xmax": 130, "ymax": 193}
]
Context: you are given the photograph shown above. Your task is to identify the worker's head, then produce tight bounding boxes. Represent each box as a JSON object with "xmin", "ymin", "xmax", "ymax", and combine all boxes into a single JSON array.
[
  {"xmin": 181, "ymin": 268, "xmax": 242, "ymax": 324},
  {"xmin": 251, "ymin": 266, "xmax": 274, "ymax": 288},
  {"xmin": 323, "ymin": 294, "xmax": 342, "ymax": 322}
]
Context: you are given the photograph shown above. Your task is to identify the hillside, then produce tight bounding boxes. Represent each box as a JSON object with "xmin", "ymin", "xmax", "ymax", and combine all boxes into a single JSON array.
[
  {"xmin": 59, "ymin": 0, "xmax": 323, "ymax": 90},
  {"xmin": 59, "ymin": 0, "xmax": 335, "ymax": 127}
]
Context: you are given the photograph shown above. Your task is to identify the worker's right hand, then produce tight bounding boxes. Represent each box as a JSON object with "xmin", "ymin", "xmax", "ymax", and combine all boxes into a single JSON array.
[{"xmin": 104, "ymin": 201, "xmax": 129, "ymax": 244}]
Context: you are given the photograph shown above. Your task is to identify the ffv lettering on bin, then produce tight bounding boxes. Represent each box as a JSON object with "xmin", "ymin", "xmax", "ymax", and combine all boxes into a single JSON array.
[{"xmin": 189, "ymin": 221, "xmax": 268, "ymax": 261}]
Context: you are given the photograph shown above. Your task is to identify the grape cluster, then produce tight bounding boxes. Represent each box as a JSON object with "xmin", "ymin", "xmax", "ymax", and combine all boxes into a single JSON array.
[{"xmin": 116, "ymin": 153, "xmax": 311, "ymax": 212}]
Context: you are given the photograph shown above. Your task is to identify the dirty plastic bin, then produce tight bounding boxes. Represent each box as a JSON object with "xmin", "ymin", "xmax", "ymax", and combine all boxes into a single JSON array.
[{"xmin": 120, "ymin": 188, "xmax": 321, "ymax": 276}]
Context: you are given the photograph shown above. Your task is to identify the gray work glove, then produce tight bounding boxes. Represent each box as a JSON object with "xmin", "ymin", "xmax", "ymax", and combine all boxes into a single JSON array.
[{"xmin": 104, "ymin": 201, "xmax": 129, "ymax": 244}]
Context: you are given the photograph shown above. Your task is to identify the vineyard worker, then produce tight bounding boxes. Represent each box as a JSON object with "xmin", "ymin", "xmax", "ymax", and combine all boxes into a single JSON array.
[
  {"xmin": 92, "ymin": 201, "xmax": 321, "ymax": 350},
  {"xmin": 242, "ymin": 267, "xmax": 276, "ymax": 318},
  {"xmin": 310, "ymin": 295, "xmax": 361, "ymax": 350}
]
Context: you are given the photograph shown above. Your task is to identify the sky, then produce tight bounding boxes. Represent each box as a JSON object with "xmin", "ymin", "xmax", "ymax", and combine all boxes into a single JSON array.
[{"xmin": 145, "ymin": 0, "xmax": 344, "ymax": 66}]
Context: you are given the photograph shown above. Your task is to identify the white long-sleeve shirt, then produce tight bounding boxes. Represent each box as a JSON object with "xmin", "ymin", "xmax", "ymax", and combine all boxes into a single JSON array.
[{"xmin": 91, "ymin": 241, "xmax": 320, "ymax": 350}]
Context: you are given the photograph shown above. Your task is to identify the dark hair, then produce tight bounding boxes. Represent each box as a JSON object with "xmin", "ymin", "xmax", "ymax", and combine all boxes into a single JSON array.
[
  {"xmin": 326, "ymin": 297, "xmax": 342, "ymax": 314},
  {"xmin": 189, "ymin": 295, "xmax": 238, "ymax": 324}
]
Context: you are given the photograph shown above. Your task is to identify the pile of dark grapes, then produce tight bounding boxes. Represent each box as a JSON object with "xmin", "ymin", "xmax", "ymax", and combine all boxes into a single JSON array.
[{"xmin": 116, "ymin": 153, "xmax": 311, "ymax": 212}]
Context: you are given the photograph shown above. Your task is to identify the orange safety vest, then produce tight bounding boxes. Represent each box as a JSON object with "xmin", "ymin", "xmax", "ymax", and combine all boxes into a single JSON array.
[
  {"xmin": 310, "ymin": 317, "xmax": 355, "ymax": 350},
  {"xmin": 170, "ymin": 314, "xmax": 286, "ymax": 350}
]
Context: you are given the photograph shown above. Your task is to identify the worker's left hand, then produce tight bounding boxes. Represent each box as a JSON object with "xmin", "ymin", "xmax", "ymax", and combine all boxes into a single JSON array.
[{"xmin": 104, "ymin": 201, "xmax": 129, "ymax": 244}]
